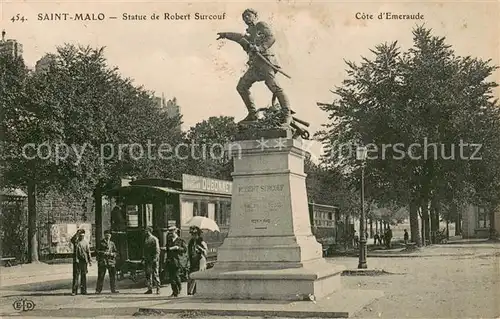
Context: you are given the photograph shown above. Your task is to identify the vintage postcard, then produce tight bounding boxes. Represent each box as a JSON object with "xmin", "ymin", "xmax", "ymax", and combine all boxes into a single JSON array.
[{"xmin": 1, "ymin": 0, "xmax": 499, "ymax": 318}]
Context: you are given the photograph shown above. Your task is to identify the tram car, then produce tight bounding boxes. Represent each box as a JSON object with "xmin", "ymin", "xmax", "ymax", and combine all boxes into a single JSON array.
[
  {"xmin": 104, "ymin": 174, "xmax": 231, "ymax": 283},
  {"xmin": 308, "ymin": 202, "xmax": 339, "ymax": 256},
  {"xmin": 104, "ymin": 174, "xmax": 338, "ymax": 283}
]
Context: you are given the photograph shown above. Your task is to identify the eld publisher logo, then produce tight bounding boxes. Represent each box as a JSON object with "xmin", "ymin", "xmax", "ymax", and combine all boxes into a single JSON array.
[{"xmin": 12, "ymin": 299, "xmax": 35, "ymax": 311}]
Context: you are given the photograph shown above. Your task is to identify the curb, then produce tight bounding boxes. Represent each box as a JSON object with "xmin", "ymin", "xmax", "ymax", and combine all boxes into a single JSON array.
[
  {"xmin": 136, "ymin": 308, "xmax": 350, "ymax": 318},
  {"xmin": 134, "ymin": 289, "xmax": 385, "ymax": 318},
  {"xmin": 341, "ymin": 269, "xmax": 395, "ymax": 276},
  {"xmin": 330, "ymin": 252, "xmax": 477, "ymax": 258},
  {"xmin": 367, "ymin": 252, "xmax": 476, "ymax": 258}
]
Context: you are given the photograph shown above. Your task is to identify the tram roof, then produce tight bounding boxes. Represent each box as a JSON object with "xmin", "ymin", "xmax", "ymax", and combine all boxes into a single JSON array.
[
  {"xmin": 103, "ymin": 185, "xmax": 180, "ymax": 197},
  {"xmin": 130, "ymin": 178, "xmax": 182, "ymax": 189},
  {"xmin": 309, "ymin": 202, "xmax": 339, "ymax": 210}
]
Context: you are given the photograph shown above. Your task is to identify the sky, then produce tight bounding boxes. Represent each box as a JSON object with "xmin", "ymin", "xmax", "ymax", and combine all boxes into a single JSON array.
[{"xmin": 2, "ymin": 0, "xmax": 499, "ymax": 161}]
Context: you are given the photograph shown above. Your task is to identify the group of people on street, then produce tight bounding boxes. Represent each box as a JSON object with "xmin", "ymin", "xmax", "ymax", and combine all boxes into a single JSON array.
[
  {"xmin": 373, "ymin": 227, "xmax": 394, "ymax": 248},
  {"xmin": 70, "ymin": 225, "xmax": 208, "ymax": 297}
]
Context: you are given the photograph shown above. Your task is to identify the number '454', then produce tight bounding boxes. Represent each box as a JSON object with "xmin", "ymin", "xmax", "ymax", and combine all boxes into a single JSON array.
[{"xmin": 11, "ymin": 14, "xmax": 26, "ymax": 22}]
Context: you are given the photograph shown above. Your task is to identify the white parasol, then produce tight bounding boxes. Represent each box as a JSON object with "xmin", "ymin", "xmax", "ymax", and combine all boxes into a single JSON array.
[{"xmin": 186, "ymin": 216, "xmax": 220, "ymax": 232}]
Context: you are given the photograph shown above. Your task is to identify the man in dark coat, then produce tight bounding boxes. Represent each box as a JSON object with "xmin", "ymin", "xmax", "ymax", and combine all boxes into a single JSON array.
[
  {"xmin": 96, "ymin": 230, "xmax": 119, "ymax": 294},
  {"xmin": 166, "ymin": 225, "xmax": 187, "ymax": 297},
  {"xmin": 404, "ymin": 229, "xmax": 409, "ymax": 245},
  {"xmin": 71, "ymin": 229, "xmax": 92, "ymax": 295},
  {"xmin": 385, "ymin": 227, "xmax": 393, "ymax": 249},
  {"xmin": 143, "ymin": 227, "xmax": 161, "ymax": 294}
]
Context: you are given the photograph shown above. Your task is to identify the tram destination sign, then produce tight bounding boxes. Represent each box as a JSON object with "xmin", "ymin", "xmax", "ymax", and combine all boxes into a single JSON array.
[{"xmin": 182, "ymin": 174, "xmax": 232, "ymax": 195}]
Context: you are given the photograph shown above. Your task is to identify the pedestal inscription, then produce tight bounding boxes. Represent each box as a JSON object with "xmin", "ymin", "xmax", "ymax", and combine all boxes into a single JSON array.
[
  {"xmin": 231, "ymin": 182, "xmax": 287, "ymax": 236},
  {"xmin": 192, "ymin": 137, "xmax": 344, "ymax": 300}
]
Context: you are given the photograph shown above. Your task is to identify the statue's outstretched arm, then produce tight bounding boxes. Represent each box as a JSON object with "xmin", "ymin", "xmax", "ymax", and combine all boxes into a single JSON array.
[{"xmin": 216, "ymin": 32, "xmax": 250, "ymax": 51}]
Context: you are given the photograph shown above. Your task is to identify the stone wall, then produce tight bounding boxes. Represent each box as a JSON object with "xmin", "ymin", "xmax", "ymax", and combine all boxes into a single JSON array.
[{"xmin": 37, "ymin": 189, "xmax": 95, "ymax": 255}]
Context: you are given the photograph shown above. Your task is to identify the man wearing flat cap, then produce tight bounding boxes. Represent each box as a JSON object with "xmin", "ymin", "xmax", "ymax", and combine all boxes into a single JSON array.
[
  {"xmin": 142, "ymin": 227, "xmax": 161, "ymax": 294},
  {"xmin": 165, "ymin": 225, "xmax": 187, "ymax": 297},
  {"xmin": 70, "ymin": 228, "xmax": 92, "ymax": 295},
  {"xmin": 96, "ymin": 230, "xmax": 119, "ymax": 294}
]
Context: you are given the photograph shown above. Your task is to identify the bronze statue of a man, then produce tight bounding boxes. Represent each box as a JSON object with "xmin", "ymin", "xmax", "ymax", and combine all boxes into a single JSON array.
[{"xmin": 217, "ymin": 9, "xmax": 290, "ymax": 123}]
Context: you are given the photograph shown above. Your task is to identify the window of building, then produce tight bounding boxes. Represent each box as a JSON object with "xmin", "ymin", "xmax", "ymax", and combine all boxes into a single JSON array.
[{"xmin": 476, "ymin": 206, "xmax": 490, "ymax": 228}]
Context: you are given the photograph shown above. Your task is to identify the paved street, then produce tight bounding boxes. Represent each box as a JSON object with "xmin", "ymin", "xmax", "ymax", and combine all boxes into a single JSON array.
[{"xmin": 1, "ymin": 242, "xmax": 499, "ymax": 318}]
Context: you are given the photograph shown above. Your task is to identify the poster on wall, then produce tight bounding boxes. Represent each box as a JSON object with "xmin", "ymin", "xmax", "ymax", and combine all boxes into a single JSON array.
[{"xmin": 49, "ymin": 223, "xmax": 92, "ymax": 254}]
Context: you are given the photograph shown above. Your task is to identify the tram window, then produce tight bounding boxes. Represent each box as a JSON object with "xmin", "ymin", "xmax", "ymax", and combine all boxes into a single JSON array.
[
  {"xmin": 145, "ymin": 204, "xmax": 153, "ymax": 227},
  {"xmin": 126, "ymin": 205, "xmax": 139, "ymax": 228},
  {"xmin": 208, "ymin": 203, "xmax": 215, "ymax": 220},
  {"xmin": 214, "ymin": 203, "xmax": 220, "ymax": 224},
  {"xmin": 181, "ymin": 201, "xmax": 194, "ymax": 225},
  {"xmin": 200, "ymin": 201, "xmax": 208, "ymax": 217},
  {"xmin": 165, "ymin": 204, "xmax": 175, "ymax": 224},
  {"xmin": 220, "ymin": 201, "xmax": 231, "ymax": 226}
]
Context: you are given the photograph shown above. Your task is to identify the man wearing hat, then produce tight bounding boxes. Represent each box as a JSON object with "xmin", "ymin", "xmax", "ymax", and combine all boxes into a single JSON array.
[
  {"xmin": 142, "ymin": 227, "xmax": 161, "ymax": 294},
  {"xmin": 165, "ymin": 225, "xmax": 187, "ymax": 297},
  {"xmin": 96, "ymin": 230, "xmax": 119, "ymax": 294},
  {"xmin": 70, "ymin": 228, "xmax": 92, "ymax": 295}
]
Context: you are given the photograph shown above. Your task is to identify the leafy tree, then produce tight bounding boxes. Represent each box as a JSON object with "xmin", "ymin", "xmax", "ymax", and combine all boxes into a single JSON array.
[
  {"xmin": 316, "ymin": 26, "xmax": 500, "ymax": 246},
  {"xmin": 184, "ymin": 116, "xmax": 239, "ymax": 180},
  {"xmin": 1, "ymin": 52, "xmax": 44, "ymax": 261},
  {"xmin": 1, "ymin": 45, "xmax": 186, "ymax": 261}
]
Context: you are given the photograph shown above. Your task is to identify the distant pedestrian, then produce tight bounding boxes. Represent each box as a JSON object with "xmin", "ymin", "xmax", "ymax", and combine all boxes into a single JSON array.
[
  {"xmin": 143, "ymin": 227, "xmax": 161, "ymax": 294},
  {"xmin": 385, "ymin": 227, "xmax": 393, "ymax": 249},
  {"xmin": 187, "ymin": 226, "xmax": 208, "ymax": 295},
  {"xmin": 96, "ymin": 230, "xmax": 119, "ymax": 294},
  {"xmin": 71, "ymin": 229, "xmax": 92, "ymax": 295},
  {"xmin": 404, "ymin": 229, "xmax": 409, "ymax": 245},
  {"xmin": 374, "ymin": 232, "xmax": 380, "ymax": 245},
  {"xmin": 166, "ymin": 225, "xmax": 187, "ymax": 297},
  {"xmin": 353, "ymin": 231, "xmax": 359, "ymax": 248}
]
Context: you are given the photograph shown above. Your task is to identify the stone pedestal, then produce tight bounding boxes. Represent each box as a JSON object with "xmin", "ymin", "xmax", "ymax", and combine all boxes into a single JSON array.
[{"xmin": 192, "ymin": 133, "xmax": 344, "ymax": 300}]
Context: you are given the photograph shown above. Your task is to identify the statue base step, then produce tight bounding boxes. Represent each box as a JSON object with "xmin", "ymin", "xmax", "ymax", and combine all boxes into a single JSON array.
[
  {"xmin": 191, "ymin": 259, "xmax": 345, "ymax": 301},
  {"xmin": 214, "ymin": 235, "xmax": 324, "ymax": 268}
]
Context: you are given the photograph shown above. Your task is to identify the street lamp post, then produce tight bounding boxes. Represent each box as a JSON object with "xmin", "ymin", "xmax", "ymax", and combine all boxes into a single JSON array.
[{"xmin": 357, "ymin": 146, "xmax": 368, "ymax": 269}]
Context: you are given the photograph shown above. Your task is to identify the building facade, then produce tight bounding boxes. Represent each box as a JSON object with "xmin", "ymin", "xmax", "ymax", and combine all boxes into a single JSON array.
[
  {"xmin": 0, "ymin": 31, "xmax": 23, "ymax": 58},
  {"xmin": 462, "ymin": 204, "xmax": 500, "ymax": 238},
  {"xmin": 154, "ymin": 94, "xmax": 181, "ymax": 130},
  {"xmin": 165, "ymin": 97, "xmax": 180, "ymax": 119}
]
